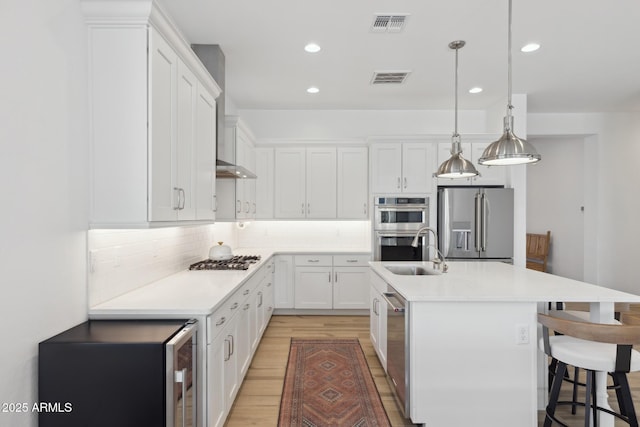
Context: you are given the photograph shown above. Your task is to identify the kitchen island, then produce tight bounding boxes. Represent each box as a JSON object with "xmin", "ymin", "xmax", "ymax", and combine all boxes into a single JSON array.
[{"xmin": 369, "ymin": 261, "xmax": 640, "ymax": 427}]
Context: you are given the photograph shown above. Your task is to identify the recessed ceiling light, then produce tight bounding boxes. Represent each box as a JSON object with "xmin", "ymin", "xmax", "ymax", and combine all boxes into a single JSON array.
[
  {"xmin": 304, "ymin": 43, "xmax": 321, "ymax": 53},
  {"xmin": 469, "ymin": 87, "xmax": 483, "ymax": 94},
  {"xmin": 307, "ymin": 86, "xmax": 319, "ymax": 94},
  {"xmin": 521, "ymin": 43, "xmax": 540, "ymax": 53}
]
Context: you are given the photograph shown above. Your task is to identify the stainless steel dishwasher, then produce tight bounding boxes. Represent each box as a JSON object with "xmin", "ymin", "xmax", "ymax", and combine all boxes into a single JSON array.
[{"xmin": 382, "ymin": 285, "xmax": 409, "ymax": 416}]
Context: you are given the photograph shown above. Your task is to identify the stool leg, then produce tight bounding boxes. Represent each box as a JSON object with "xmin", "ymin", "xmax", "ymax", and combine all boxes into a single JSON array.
[
  {"xmin": 611, "ymin": 373, "xmax": 628, "ymax": 417},
  {"xmin": 584, "ymin": 370, "xmax": 598, "ymax": 427},
  {"xmin": 572, "ymin": 366, "xmax": 579, "ymax": 415},
  {"xmin": 545, "ymin": 361, "xmax": 568, "ymax": 427},
  {"xmin": 611, "ymin": 372, "xmax": 638, "ymax": 427},
  {"xmin": 549, "ymin": 358, "xmax": 558, "ymax": 392}
]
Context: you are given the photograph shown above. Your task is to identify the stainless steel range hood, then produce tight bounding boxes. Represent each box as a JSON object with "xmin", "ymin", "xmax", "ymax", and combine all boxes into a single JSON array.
[
  {"xmin": 215, "ymin": 159, "xmax": 257, "ymax": 179},
  {"xmin": 192, "ymin": 44, "xmax": 256, "ymax": 179}
]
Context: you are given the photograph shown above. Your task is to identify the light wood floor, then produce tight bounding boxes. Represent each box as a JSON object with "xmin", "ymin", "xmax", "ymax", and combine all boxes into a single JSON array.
[{"xmin": 224, "ymin": 315, "xmax": 640, "ymax": 427}]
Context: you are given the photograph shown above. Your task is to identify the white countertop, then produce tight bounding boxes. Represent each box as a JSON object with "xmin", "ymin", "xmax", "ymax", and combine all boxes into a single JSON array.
[
  {"xmin": 369, "ymin": 261, "xmax": 640, "ymax": 303},
  {"xmin": 90, "ymin": 248, "xmax": 371, "ymax": 318}
]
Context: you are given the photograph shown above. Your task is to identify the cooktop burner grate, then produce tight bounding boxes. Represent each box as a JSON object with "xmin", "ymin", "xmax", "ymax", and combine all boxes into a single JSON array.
[{"xmin": 189, "ymin": 255, "xmax": 261, "ymax": 271}]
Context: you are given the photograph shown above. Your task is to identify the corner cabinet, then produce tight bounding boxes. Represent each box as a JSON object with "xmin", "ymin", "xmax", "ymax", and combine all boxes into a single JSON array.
[
  {"xmin": 370, "ymin": 142, "xmax": 436, "ymax": 195},
  {"xmin": 82, "ymin": 1, "xmax": 221, "ymax": 228}
]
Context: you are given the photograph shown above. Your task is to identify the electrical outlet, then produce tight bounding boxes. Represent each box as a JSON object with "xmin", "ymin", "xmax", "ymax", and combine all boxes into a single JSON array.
[{"xmin": 516, "ymin": 324, "xmax": 529, "ymax": 345}]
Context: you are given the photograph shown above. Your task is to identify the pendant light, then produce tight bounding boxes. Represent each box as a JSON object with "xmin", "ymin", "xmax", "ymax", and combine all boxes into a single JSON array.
[
  {"xmin": 478, "ymin": 0, "xmax": 541, "ymax": 166},
  {"xmin": 435, "ymin": 40, "xmax": 480, "ymax": 179}
]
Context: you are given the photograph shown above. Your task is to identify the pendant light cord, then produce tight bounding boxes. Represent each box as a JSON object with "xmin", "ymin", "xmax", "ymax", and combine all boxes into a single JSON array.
[
  {"xmin": 506, "ymin": 0, "xmax": 513, "ymax": 122},
  {"xmin": 454, "ymin": 45, "xmax": 459, "ymax": 138}
]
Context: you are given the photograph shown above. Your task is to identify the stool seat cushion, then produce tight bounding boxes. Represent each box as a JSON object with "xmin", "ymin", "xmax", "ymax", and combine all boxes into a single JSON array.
[{"xmin": 539, "ymin": 335, "xmax": 640, "ymax": 373}]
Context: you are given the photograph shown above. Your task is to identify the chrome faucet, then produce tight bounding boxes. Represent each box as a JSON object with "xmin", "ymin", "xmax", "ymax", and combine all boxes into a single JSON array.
[{"xmin": 411, "ymin": 226, "xmax": 448, "ymax": 273}]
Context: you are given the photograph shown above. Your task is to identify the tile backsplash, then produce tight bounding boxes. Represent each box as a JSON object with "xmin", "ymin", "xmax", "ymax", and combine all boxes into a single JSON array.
[
  {"xmin": 237, "ymin": 221, "xmax": 370, "ymax": 250},
  {"xmin": 88, "ymin": 220, "xmax": 371, "ymax": 307},
  {"xmin": 88, "ymin": 223, "xmax": 237, "ymax": 307}
]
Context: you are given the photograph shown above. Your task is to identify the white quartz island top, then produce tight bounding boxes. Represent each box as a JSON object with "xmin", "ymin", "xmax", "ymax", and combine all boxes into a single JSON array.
[{"xmin": 369, "ymin": 261, "xmax": 640, "ymax": 303}]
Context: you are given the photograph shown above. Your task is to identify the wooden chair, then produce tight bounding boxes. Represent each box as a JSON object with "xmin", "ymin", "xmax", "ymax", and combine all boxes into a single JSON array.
[
  {"xmin": 539, "ymin": 312, "xmax": 640, "ymax": 427},
  {"xmin": 526, "ymin": 231, "xmax": 551, "ymax": 272}
]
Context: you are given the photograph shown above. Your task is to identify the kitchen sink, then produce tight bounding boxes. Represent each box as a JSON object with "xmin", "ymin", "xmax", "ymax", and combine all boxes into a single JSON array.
[{"xmin": 383, "ymin": 264, "xmax": 442, "ymax": 276}]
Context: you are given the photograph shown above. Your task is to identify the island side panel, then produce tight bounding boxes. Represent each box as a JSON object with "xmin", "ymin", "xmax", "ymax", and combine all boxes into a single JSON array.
[{"xmin": 409, "ymin": 300, "xmax": 538, "ymax": 427}]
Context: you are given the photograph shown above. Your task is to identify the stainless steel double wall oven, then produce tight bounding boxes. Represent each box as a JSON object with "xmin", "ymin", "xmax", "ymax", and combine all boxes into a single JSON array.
[{"xmin": 373, "ymin": 196, "xmax": 429, "ymax": 261}]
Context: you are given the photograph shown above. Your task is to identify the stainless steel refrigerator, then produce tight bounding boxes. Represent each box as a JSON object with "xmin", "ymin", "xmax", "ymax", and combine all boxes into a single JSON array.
[{"xmin": 437, "ymin": 187, "xmax": 514, "ymax": 262}]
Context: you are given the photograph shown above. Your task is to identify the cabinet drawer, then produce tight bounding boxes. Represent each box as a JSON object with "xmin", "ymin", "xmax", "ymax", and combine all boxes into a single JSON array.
[
  {"xmin": 207, "ymin": 298, "xmax": 238, "ymax": 342},
  {"xmin": 333, "ymin": 254, "xmax": 370, "ymax": 267},
  {"xmin": 294, "ymin": 255, "xmax": 333, "ymax": 267}
]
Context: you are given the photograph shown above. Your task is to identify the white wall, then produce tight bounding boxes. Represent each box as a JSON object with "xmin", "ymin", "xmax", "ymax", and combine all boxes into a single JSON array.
[
  {"xmin": 0, "ymin": 1, "xmax": 88, "ymax": 425},
  {"xmin": 529, "ymin": 113, "xmax": 640, "ymax": 295},
  {"xmin": 526, "ymin": 137, "xmax": 585, "ymax": 280},
  {"xmin": 239, "ymin": 109, "xmax": 487, "ymax": 141}
]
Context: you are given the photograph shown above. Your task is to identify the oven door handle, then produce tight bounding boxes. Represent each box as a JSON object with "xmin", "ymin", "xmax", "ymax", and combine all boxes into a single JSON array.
[
  {"xmin": 382, "ymin": 292, "xmax": 406, "ymax": 312},
  {"xmin": 376, "ymin": 206, "xmax": 428, "ymax": 212}
]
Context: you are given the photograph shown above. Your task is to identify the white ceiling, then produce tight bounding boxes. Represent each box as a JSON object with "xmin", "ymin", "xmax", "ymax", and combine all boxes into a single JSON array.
[{"xmin": 157, "ymin": 0, "xmax": 640, "ymax": 114}]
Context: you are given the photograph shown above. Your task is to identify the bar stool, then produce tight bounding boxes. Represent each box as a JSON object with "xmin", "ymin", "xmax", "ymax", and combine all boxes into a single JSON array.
[
  {"xmin": 547, "ymin": 303, "xmax": 629, "ymax": 414},
  {"xmin": 538, "ymin": 312, "xmax": 640, "ymax": 427}
]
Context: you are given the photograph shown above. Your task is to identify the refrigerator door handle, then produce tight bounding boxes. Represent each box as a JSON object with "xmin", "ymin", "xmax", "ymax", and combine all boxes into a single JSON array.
[
  {"xmin": 474, "ymin": 192, "xmax": 482, "ymax": 252},
  {"xmin": 481, "ymin": 192, "xmax": 488, "ymax": 252},
  {"xmin": 441, "ymin": 189, "xmax": 451, "ymax": 256}
]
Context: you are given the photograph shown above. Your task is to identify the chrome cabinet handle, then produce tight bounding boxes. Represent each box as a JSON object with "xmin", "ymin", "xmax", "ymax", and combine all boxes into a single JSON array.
[
  {"xmin": 397, "ymin": 177, "xmax": 401, "ymax": 189},
  {"xmin": 258, "ymin": 291, "xmax": 263, "ymax": 307},
  {"xmin": 245, "ymin": 201, "xmax": 250, "ymax": 213},
  {"xmin": 307, "ymin": 259, "xmax": 320, "ymax": 263},
  {"xmin": 215, "ymin": 316, "xmax": 226, "ymax": 326},
  {"xmin": 334, "ymin": 272, "xmax": 338, "ymax": 282},
  {"xmin": 253, "ymin": 203, "xmax": 256, "ymax": 214},
  {"xmin": 213, "ymin": 194, "xmax": 217, "ymax": 212},
  {"xmin": 229, "ymin": 334, "xmax": 234, "ymax": 356},
  {"xmin": 230, "ymin": 302, "xmax": 239, "ymax": 310},
  {"xmin": 243, "ymin": 303, "xmax": 250, "ymax": 311},
  {"xmin": 404, "ymin": 177, "xmax": 407, "ymax": 189},
  {"xmin": 364, "ymin": 203, "xmax": 367, "ymax": 215},
  {"xmin": 328, "ymin": 272, "xmax": 331, "ymax": 282},
  {"xmin": 173, "ymin": 187, "xmax": 184, "ymax": 210},
  {"xmin": 307, "ymin": 203, "xmax": 310, "ymax": 215},
  {"xmin": 301, "ymin": 203, "xmax": 304, "ymax": 214},
  {"xmin": 346, "ymin": 259, "xmax": 358, "ymax": 263},
  {"xmin": 236, "ymin": 200, "xmax": 241, "ymax": 214},
  {"xmin": 243, "ymin": 289, "xmax": 250, "ymax": 296},
  {"xmin": 224, "ymin": 337, "xmax": 231, "ymax": 361}
]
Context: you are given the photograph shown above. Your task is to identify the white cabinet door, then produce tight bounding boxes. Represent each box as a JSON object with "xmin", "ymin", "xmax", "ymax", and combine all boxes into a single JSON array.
[
  {"xmin": 294, "ymin": 267, "xmax": 333, "ymax": 309},
  {"xmin": 337, "ymin": 147, "xmax": 368, "ymax": 219},
  {"xmin": 274, "ymin": 255, "xmax": 295, "ymax": 308},
  {"xmin": 371, "ymin": 143, "xmax": 403, "ymax": 194},
  {"xmin": 333, "ymin": 267, "xmax": 369, "ymax": 309},
  {"xmin": 176, "ymin": 59, "xmax": 197, "ymax": 220},
  {"xmin": 208, "ymin": 329, "xmax": 227, "ymax": 427},
  {"xmin": 274, "ymin": 148, "xmax": 306, "ymax": 218},
  {"xmin": 306, "ymin": 148, "xmax": 337, "ymax": 218},
  {"xmin": 237, "ymin": 299, "xmax": 252, "ymax": 379},
  {"xmin": 194, "ymin": 84, "xmax": 216, "ymax": 220},
  {"xmin": 223, "ymin": 317, "xmax": 239, "ymax": 411},
  {"xmin": 255, "ymin": 148, "xmax": 274, "ymax": 219},
  {"xmin": 402, "ymin": 142, "xmax": 436, "ymax": 194},
  {"xmin": 149, "ymin": 29, "xmax": 178, "ymax": 221}
]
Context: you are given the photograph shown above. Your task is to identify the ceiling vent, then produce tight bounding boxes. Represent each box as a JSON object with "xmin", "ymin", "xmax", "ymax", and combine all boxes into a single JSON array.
[
  {"xmin": 371, "ymin": 14, "xmax": 408, "ymax": 32},
  {"xmin": 371, "ymin": 71, "xmax": 411, "ymax": 85}
]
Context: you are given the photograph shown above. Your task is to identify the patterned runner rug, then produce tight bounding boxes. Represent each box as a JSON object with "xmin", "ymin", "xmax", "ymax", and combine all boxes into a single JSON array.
[{"xmin": 278, "ymin": 338, "xmax": 391, "ymax": 427}]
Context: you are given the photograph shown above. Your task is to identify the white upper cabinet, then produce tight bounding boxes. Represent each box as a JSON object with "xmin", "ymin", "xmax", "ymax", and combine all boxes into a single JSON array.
[
  {"xmin": 436, "ymin": 138, "xmax": 506, "ymax": 186},
  {"xmin": 82, "ymin": 0, "xmax": 221, "ymax": 228},
  {"xmin": 337, "ymin": 147, "xmax": 369, "ymax": 219},
  {"xmin": 274, "ymin": 148, "xmax": 307, "ymax": 218},
  {"xmin": 370, "ymin": 142, "xmax": 436, "ymax": 194},
  {"xmin": 254, "ymin": 148, "xmax": 274, "ymax": 219},
  {"xmin": 217, "ymin": 117, "xmax": 257, "ymax": 221},
  {"xmin": 306, "ymin": 148, "xmax": 337, "ymax": 218}
]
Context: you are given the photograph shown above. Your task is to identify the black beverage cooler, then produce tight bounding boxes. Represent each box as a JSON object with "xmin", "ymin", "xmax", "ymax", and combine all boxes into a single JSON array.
[{"xmin": 38, "ymin": 319, "xmax": 197, "ymax": 427}]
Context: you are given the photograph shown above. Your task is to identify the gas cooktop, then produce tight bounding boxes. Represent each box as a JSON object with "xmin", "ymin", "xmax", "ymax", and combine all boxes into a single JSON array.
[{"xmin": 188, "ymin": 255, "xmax": 261, "ymax": 271}]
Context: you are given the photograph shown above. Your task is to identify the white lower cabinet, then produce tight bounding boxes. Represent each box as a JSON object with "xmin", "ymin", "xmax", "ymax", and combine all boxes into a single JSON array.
[
  {"xmin": 274, "ymin": 255, "xmax": 295, "ymax": 309},
  {"xmin": 205, "ymin": 260, "xmax": 274, "ymax": 427},
  {"xmin": 293, "ymin": 254, "xmax": 370, "ymax": 310},
  {"xmin": 369, "ymin": 271, "xmax": 388, "ymax": 370}
]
